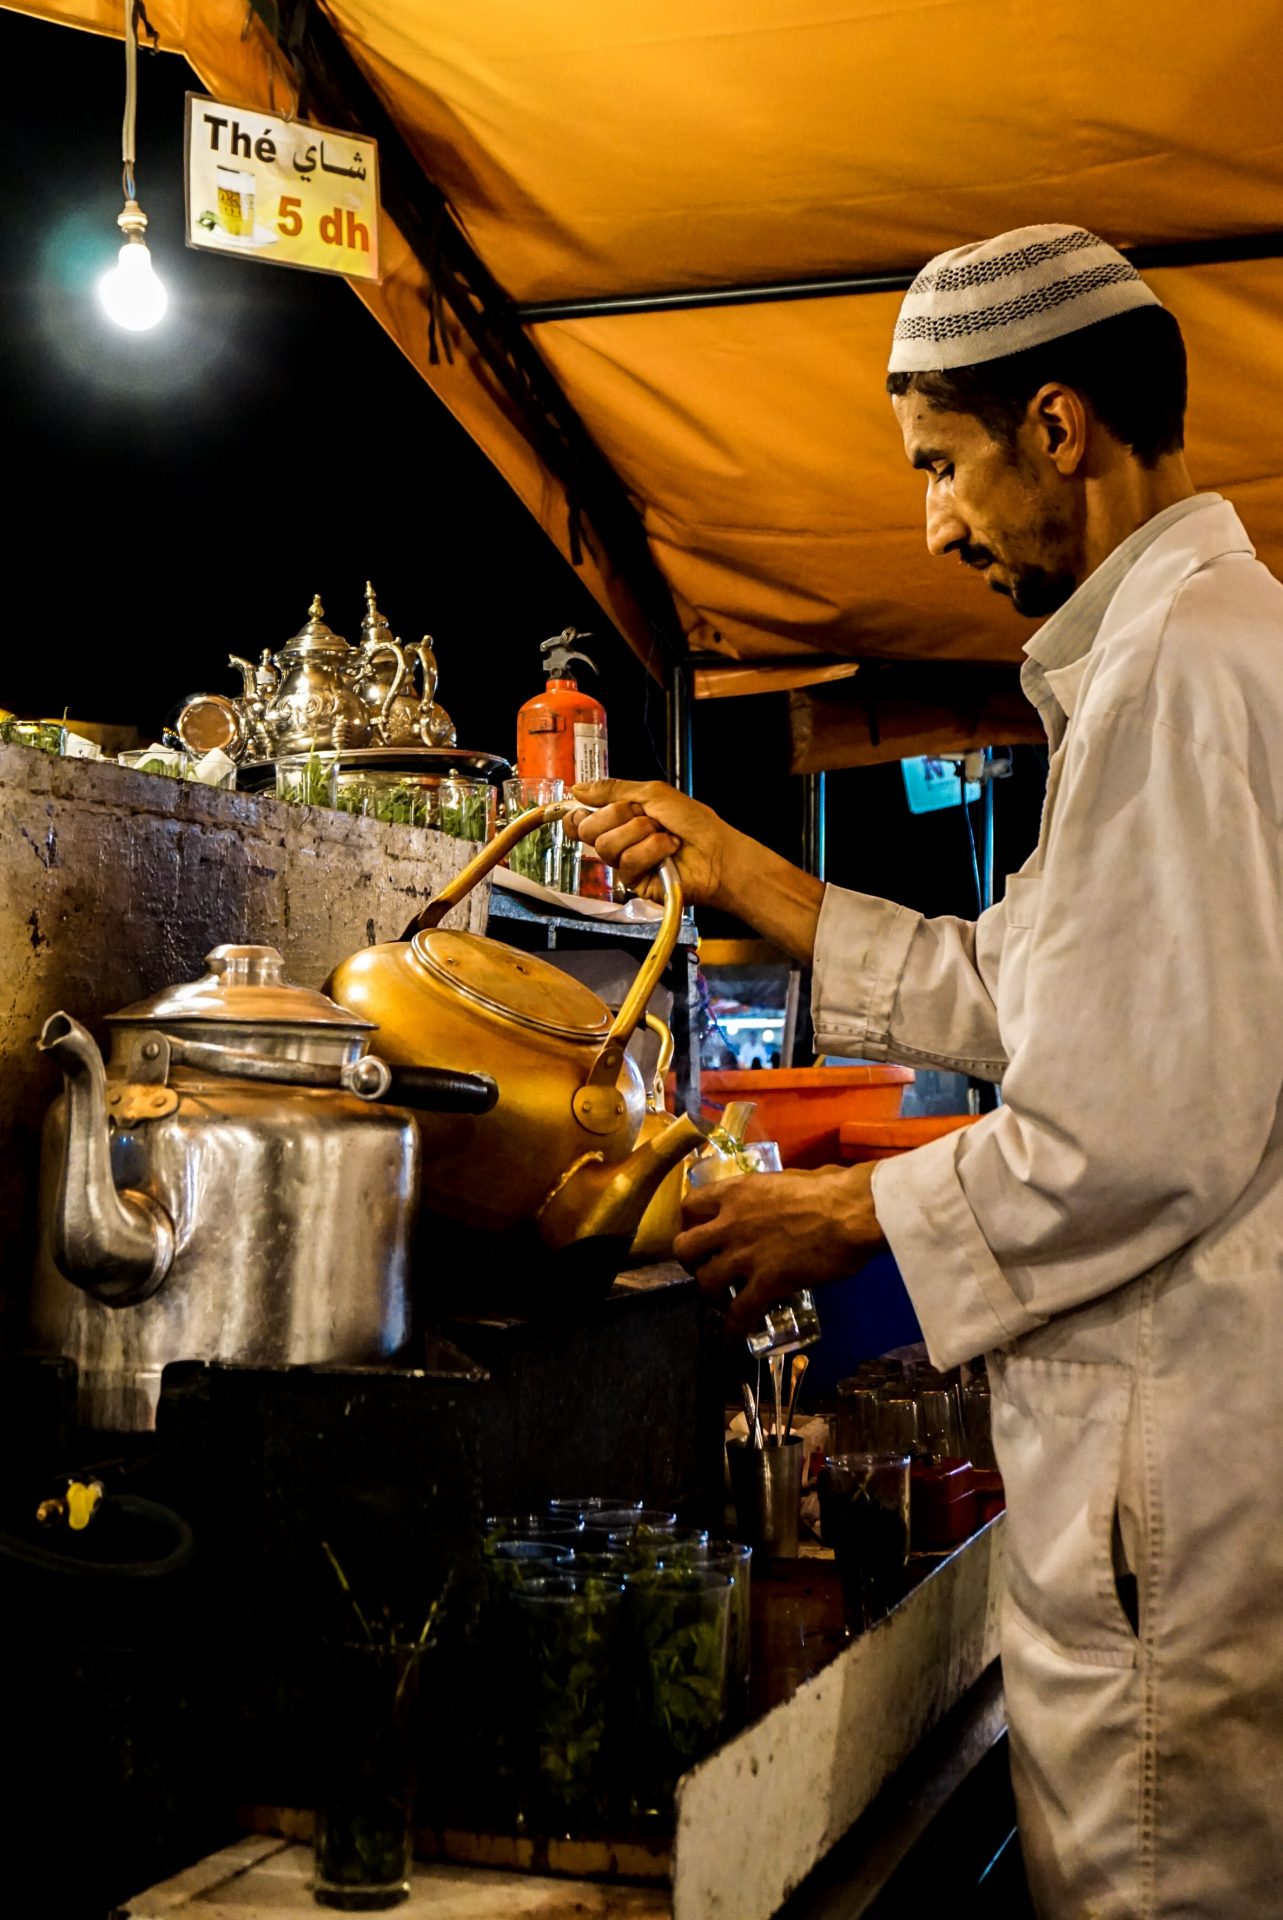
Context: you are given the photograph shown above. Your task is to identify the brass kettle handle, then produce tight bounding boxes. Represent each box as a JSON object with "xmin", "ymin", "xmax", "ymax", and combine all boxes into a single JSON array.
[{"xmin": 404, "ymin": 806, "xmax": 685, "ymax": 1126}]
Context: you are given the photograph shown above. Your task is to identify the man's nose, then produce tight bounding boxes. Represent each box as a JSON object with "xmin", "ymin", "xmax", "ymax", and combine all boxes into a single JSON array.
[{"xmin": 925, "ymin": 490, "xmax": 968, "ymax": 559}]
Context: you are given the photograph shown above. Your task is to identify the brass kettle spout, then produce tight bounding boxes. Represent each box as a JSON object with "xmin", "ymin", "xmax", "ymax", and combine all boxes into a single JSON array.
[
  {"xmin": 38, "ymin": 1013, "xmax": 175, "ymax": 1306},
  {"xmin": 537, "ymin": 1113, "xmax": 704, "ymax": 1256}
]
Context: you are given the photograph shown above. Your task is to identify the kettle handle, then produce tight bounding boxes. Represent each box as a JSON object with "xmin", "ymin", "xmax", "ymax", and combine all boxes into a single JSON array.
[{"xmin": 404, "ymin": 803, "xmax": 685, "ymax": 1097}]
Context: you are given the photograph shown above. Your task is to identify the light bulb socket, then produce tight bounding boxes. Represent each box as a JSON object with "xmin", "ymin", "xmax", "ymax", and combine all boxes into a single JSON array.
[{"xmin": 117, "ymin": 199, "xmax": 149, "ymax": 242}]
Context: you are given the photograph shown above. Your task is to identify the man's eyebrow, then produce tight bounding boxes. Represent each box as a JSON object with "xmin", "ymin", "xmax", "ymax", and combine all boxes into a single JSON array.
[{"xmin": 910, "ymin": 446, "xmax": 950, "ymax": 471}]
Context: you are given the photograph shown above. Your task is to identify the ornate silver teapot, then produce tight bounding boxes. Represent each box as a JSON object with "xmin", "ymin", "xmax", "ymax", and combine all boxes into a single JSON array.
[
  {"xmin": 356, "ymin": 583, "xmax": 457, "ymax": 748},
  {"xmin": 28, "ymin": 945, "xmax": 497, "ymax": 1431},
  {"xmin": 264, "ymin": 594, "xmax": 394, "ymax": 752}
]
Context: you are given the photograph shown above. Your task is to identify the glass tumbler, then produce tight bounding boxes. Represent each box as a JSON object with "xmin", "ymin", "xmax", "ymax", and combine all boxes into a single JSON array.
[
  {"xmin": 624, "ymin": 1566, "xmax": 733, "ymax": 1813},
  {"xmin": 313, "ymin": 1640, "xmax": 419, "ymax": 1909},
  {"xmin": 503, "ymin": 776, "xmax": 565, "ymax": 886},
  {"xmin": 275, "ymin": 750, "xmax": 339, "ymax": 809},
  {"xmin": 817, "ymin": 1452, "xmax": 911, "ymax": 1630},
  {"xmin": 513, "ymin": 1572, "xmax": 625, "ymax": 1830}
]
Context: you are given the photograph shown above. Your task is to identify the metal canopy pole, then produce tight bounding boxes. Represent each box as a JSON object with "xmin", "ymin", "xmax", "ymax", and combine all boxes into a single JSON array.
[
  {"xmin": 802, "ymin": 771, "xmax": 827, "ymax": 883},
  {"xmin": 518, "ymin": 230, "xmax": 1283, "ymax": 325},
  {"xmin": 667, "ymin": 660, "xmax": 695, "ymax": 796}
]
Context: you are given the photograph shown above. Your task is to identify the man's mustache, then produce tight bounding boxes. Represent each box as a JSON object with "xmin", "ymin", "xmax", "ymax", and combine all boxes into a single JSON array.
[{"xmin": 958, "ymin": 542, "xmax": 997, "ymax": 571}]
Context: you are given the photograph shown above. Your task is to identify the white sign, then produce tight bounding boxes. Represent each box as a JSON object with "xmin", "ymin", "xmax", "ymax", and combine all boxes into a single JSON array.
[{"xmin": 184, "ymin": 94, "xmax": 380, "ymax": 283}]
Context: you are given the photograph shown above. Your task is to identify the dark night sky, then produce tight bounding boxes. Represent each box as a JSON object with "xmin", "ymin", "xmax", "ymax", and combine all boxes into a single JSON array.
[{"xmin": 1, "ymin": 7, "xmax": 1045, "ymax": 922}]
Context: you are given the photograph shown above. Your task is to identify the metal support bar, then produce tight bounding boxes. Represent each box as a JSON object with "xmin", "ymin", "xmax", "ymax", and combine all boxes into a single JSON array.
[
  {"xmin": 667, "ymin": 660, "xmax": 695, "ymax": 795},
  {"xmin": 518, "ymin": 229, "xmax": 1283, "ymax": 324},
  {"xmin": 802, "ymin": 770, "xmax": 827, "ymax": 882}
]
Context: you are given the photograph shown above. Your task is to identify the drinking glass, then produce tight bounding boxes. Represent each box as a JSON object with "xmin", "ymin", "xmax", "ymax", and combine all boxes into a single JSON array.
[
  {"xmin": 658, "ymin": 1539, "xmax": 752, "ymax": 1726},
  {"xmin": 873, "ymin": 1394, "xmax": 921, "ymax": 1457},
  {"xmin": 833, "ymin": 1381, "xmax": 882, "ymax": 1455},
  {"xmin": 817, "ymin": 1452, "xmax": 911, "ymax": 1629},
  {"xmin": 918, "ymin": 1388, "xmax": 964, "ymax": 1462},
  {"xmin": 513, "ymin": 1573, "xmax": 625, "ymax": 1829},
  {"xmin": 503, "ymin": 776, "xmax": 564, "ymax": 887},
  {"xmin": 275, "ymin": 750, "xmax": 338, "ymax": 809},
  {"xmin": 962, "ymin": 1378, "xmax": 997, "ymax": 1470},
  {"xmin": 624, "ymin": 1566, "xmax": 732, "ymax": 1813},
  {"xmin": 313, "ymin": 1640, "xmax": 418, "ymax": 1909},
  {"xmin": 547, "ymin": 1496, "xmax": 640, "ymax": 1523}
]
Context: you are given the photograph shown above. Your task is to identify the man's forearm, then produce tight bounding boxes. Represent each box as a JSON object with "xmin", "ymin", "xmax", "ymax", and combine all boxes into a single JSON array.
[{"xmin": 716, "ymin": 833, "xmax": 826, "ymax": 964}]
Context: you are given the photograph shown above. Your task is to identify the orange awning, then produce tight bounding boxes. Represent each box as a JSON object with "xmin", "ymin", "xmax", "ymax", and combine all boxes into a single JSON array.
[{"xmin": 10, "ymin": 0, "xmax": 1283, "ymax": 760}]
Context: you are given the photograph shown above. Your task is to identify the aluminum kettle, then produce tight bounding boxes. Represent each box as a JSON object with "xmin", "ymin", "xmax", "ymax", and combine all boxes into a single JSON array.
[{"xmin": 28, "ymin": 946, "xmax": 497, "ymax": 1431}]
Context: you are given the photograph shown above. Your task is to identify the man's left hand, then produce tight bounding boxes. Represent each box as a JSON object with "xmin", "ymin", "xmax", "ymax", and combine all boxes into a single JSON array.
[{"xmin": 674, "ymin": 1163, "xmax": 886, "ymax": 1333}]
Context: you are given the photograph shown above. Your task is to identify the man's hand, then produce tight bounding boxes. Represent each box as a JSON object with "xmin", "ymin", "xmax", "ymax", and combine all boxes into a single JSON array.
[
  {"xmin": 674, "ymin": 1163, "xmax": 886, "ymax": 1334},
  {"xmin": 568, "ymin": 778, "xmax": 826, "ymax": 964},
  {"xmin": 567, "ymin": 779, "xmax": 739, "ymax": 908}
]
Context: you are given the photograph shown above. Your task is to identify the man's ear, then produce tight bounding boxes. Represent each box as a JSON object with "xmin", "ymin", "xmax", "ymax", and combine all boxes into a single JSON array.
[{"xmin": 1027, "ymin": 382, "xmax": 1088, "ymax": 476}]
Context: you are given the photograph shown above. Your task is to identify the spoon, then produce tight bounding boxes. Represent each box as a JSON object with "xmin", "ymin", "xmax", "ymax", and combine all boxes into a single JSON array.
[
  {"xmin": 784, "ymin": 1352, "xmax": 809, "ymax": 1438},
  {"xmin": 742, "ymin": 1381, "xmax": 764, "ymax": 1450}
]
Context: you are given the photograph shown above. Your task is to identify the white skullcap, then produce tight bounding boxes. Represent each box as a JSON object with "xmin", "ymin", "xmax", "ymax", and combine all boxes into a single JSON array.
[{"xmin": 888, "ymin": 224, "xmax": 1162, "ymax": 373}]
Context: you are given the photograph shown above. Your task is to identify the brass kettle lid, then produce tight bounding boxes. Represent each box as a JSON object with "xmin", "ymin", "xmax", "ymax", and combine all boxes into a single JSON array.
[
  {"xmin": 410, "ymin": 929, "xmax": 611, "ymax": 1042},
  {"xmin": 108, "ymin": 945, "xmax": 375, "ymax": 1031}
]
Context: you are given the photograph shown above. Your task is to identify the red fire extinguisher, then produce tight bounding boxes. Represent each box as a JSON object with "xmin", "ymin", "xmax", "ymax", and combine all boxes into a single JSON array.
[{"xmin": 516, "ymin": 627, "xmax": 611, "ymax": 896}]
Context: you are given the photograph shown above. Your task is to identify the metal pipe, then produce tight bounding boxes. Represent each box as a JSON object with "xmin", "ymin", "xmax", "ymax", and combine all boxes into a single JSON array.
[
  {"xmin": 802, "ymin": 771, "xmax": 827, "ymax": 882},
  {"xmin": 667, "ymin": 662, "xmax": 695, "ymax": 795},
  {"xmin": 518, "ymin": 230, "xmax": 1283, "ymax": 325},
  {"xmin": 982, "ymin": 749, "xmax": 995, "ymax": 912}
]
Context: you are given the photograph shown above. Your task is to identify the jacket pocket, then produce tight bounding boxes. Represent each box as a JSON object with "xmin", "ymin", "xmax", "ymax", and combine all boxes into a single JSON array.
[
  {"xmin": 1002, "ymin": 872, "xmax": 1042, "ymax": 930},
  {"xmin": 989, "ymin": 1352, "xmax": 1140, "ymax": 1668}
]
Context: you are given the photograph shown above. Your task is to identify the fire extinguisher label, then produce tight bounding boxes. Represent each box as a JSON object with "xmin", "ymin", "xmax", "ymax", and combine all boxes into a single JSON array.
[{"xmin": 573, "ymin": 723, "xmax": 609, "ymax": 785}]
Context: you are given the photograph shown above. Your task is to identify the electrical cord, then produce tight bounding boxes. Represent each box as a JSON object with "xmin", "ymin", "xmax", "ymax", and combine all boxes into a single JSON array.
[{"xmin": 121, "ymin": 0, "xmax": 139, "ymax": 202}]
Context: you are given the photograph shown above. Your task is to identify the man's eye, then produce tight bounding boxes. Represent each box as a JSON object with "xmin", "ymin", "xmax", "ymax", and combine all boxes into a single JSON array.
[{"xmin": 933, "ymin": 463, "xmax": 954, "ymax": 483}]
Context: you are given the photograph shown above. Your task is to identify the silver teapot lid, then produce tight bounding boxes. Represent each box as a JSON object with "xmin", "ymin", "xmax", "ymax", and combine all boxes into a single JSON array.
[
  {"xmin": 280, "ymin": 593, "xmax": 353, "ymax": 659},
  {"xmin": 107, "ymin": 945, "xmax": 374, "ymax": 1031}
]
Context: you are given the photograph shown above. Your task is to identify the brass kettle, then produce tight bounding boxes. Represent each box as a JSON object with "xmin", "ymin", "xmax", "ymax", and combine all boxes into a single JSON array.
[{"xmin": 326, "ymin": 806, "xmax": 702, "ymax": 1270}]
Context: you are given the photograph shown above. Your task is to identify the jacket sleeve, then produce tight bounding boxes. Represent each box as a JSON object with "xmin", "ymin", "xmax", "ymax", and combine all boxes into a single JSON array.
[
  {"xmin": 872, "ymin": 704, "xmax": 1283, "ymax": 1368},
  {"xmin": 811, "ymin": 881, "xmax": 1010, "ymax": 1080}
]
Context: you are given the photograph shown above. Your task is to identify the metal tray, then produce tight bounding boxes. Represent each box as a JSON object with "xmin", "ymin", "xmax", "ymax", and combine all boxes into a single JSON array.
[{"xmin": 239, "ymin": 746, "xmax": 512, "ymax": 789}]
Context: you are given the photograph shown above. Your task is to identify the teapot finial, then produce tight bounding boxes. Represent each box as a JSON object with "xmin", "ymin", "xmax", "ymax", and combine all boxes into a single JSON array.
[
  {"xmin": 361, "ymin": 581, "xmax": 394, "ymax": 651},
  {"xmin": 310, "ymin": 593, "xmax": 325, "ymax": 619}
]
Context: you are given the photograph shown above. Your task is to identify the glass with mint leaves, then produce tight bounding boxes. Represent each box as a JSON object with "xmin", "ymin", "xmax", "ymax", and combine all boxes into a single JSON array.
[
  {"xmin": 313, "ymin": 1546, "xmax": 449, "ymax": 1911},
  {"xmin": 624, "ymin": 1565, "xmax": 732, "ymax": 1816},
  {"xmin": 502, "ymin": 776, "xmax": 566, "ymax": 888},
  {"xmin": 513, "ymin": 1571, "xmax": 625, "ymax": 1831}
]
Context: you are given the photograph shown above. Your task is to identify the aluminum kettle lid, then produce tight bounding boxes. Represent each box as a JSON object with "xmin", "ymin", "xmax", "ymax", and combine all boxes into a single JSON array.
[
  {"xmin": 410, "ymin": 929, "xmax": 611, "ymax": 1042},
  {"xmin": 108, "ymin": 945, "xmax": 376, "ymax": 1031}
]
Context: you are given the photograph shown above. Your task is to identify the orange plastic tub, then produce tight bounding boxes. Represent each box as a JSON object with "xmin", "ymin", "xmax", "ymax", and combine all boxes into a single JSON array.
[
  {"xmin": 695, "ymin": 1065, "xmax": 915, "ymax": 1169},
  {"xmin": 838, "ymin": 1115, "xmax": 978, "ymax": 1162}
]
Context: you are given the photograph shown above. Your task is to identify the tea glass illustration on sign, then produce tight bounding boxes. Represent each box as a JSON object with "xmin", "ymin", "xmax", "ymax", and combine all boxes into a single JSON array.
[{"xmin": 216, "ymin": 167, "xmax": 256, "ymax": 237}]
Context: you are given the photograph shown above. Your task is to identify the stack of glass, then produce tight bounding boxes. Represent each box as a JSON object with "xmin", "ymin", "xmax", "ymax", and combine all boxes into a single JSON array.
[{"xmin": 479, "ymin": 1496, "xmax": 752, "ymax": 1831}]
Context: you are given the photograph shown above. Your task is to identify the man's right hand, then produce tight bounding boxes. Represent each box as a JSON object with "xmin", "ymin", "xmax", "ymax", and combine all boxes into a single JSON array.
[
  {"xmin": 568, "ymin": 780, "xmax": 738, "ymax": 908},
  {"xmin": 569, "ymin": 778, "xmax": 827, "ymax": 965}
]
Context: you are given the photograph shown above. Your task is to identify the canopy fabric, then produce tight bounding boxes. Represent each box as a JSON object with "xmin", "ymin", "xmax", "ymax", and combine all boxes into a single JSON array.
[{"xmin": 12, "ymin": 0, "xmax": 1283, "ymax": 757}]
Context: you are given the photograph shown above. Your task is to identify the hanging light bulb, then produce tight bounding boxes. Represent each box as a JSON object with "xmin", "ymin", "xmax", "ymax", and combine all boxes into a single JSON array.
[
  {"xmin": 98, "ymin": 201, "xmax": 167, "ymax": 330},
  {"xmin": 100, "ymin": 0, "xmax": 168, "ymax": 332}
]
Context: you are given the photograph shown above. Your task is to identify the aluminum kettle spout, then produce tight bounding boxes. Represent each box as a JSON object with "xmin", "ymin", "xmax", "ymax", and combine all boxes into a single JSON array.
[
  {"xmin": 537, "ymin": 1113, "xmax": 704, "ymax": 1255},
  {"xmin": 38, "ymin": 1013, "xmax": 175, "ymax": 1306}
]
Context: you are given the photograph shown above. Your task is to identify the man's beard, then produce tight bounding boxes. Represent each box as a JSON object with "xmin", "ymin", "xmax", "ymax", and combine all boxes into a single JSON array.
[
  {"xmin": 1004, "ymin": 566, "xmax": 1077, "ymax": 617},
  {"xmin": 958, "ymin": 528, "xmax": 1077, "ymax": 619}
]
